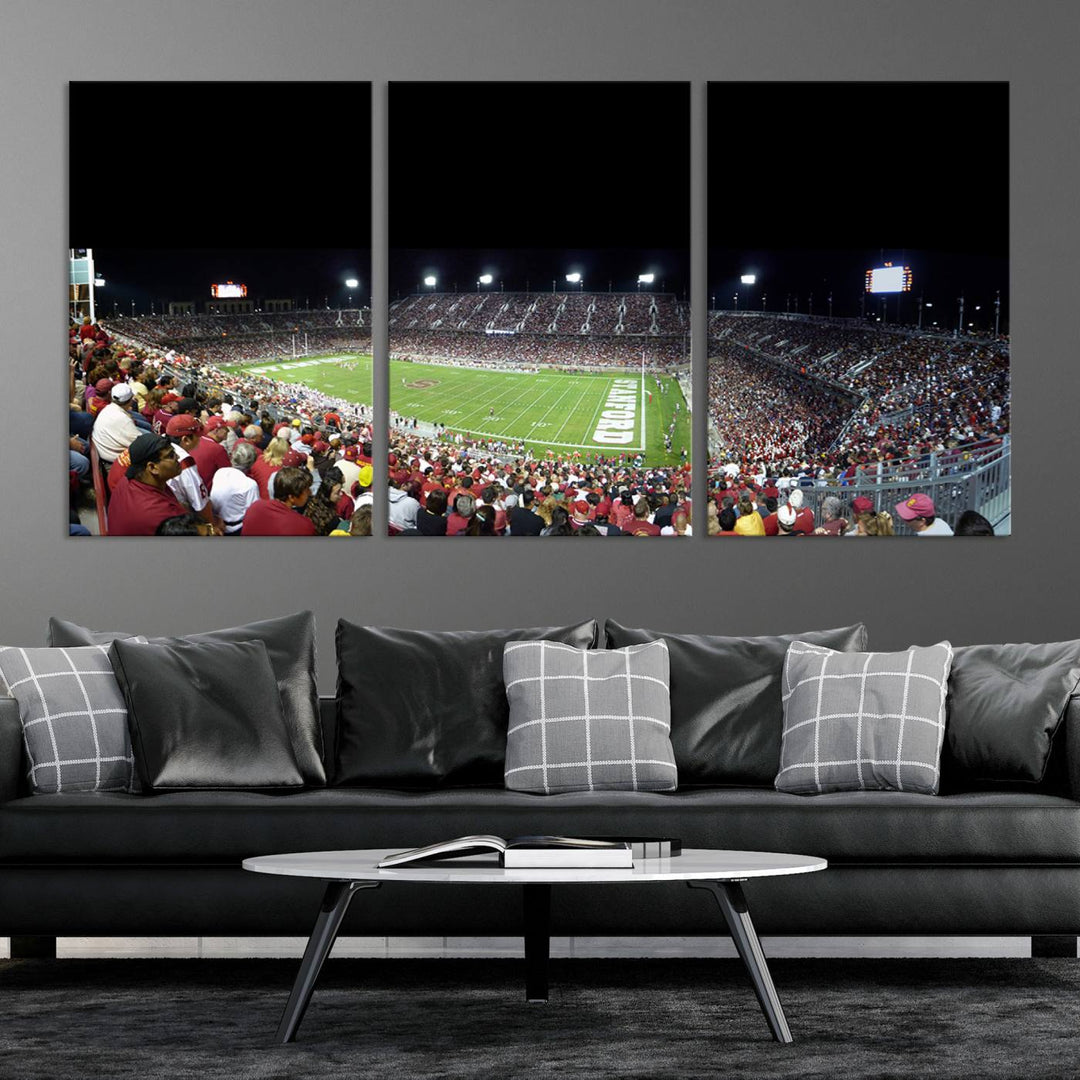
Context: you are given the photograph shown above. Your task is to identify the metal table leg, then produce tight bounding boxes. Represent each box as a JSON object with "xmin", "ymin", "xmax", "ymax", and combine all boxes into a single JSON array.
[
  {"xmin": 688, "ymin": 879, "xmax": 793, "ymax": 1044},
  {"xmin": 276, "ymin": 880, "xmax": 380, "ymax": 1044},
  {"xmin": 523, "ymin": 883, "xmax": 551, "ymax": 1002}
]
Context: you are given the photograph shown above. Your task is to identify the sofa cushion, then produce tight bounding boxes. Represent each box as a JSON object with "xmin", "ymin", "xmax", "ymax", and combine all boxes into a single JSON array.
[
  {"xmin": 0, "ymin": 645, "xmax": 139, "ymax": 794},
  {"xmin": 47, "ymin": 613, "xmax": 325, "ymax": 786},
  {"xmin": 604, "ymin": 621, "xmax": 868, "ymax": 785},
  {"xmin": 503, "ymin": 639, "xmax": 677, "ymax": 794},
  {"xmin": 943, "ymin": 641, "xmax": 1080, "ymax": 788},
  {"xmin": 1, "ymin": 787, "xmax": 1077, "ymax": 864},
  {"xmin": 776, "ymin": 641, "xmax": 953, "ymax": 795},
  {"xmin": 109, "ymin": 638, "xmax": 304, "ymax": 792},
  {"xmin": 335, "ymin": 620, "xmax": 599, "ymax": 788}
]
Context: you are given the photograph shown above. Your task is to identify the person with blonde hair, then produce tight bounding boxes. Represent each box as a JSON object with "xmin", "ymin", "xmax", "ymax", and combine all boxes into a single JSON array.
[
  {"xmin": 249, "ymin": 436, "xmax": 290, "ymax": 500},
  {"xmin": 854, "ymin": 510, "xmax": 895, "ymax": 536}
]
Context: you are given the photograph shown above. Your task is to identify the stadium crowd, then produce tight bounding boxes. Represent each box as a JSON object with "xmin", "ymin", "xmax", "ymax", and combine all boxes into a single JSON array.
[
  {"xmin": 705, "ymin": 483, "xmax": 993, "ymax": 538},
  {"xmin": 387, "ymin": 429, "xmax": 692, "ymax": 537},
  {"xmin": 391, "ymin": 330, "xmax": 686, "ymax": 369},
  {"xmin": 391, "ymin": 291, "xmax": 687, "ymax": 336},
  {"xmin": 707, "ymin": 313, "xmax": 1010, "ymax": 495},
  {"xmin": 68, "ymin": 316, "xmax": 373, "ymax": 537}
]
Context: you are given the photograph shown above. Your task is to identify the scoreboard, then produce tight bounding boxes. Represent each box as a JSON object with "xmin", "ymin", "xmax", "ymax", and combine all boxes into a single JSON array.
[
  {"xmin": 865, "ymin": 264, "xmax": 912, "ymax": 294},
  {"xmin": 211, "ymin": 282, "xmax": 248, "ymax": 298}
]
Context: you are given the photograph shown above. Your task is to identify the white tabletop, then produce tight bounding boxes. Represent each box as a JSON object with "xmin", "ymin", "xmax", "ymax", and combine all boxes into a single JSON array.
[{"xmin": 243, "ymin": 848, "xmax": 827, "ymax": 885}]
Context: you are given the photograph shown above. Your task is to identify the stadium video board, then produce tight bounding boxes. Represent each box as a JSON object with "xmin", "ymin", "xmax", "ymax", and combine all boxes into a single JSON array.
[
  {"xmin": 210, "ymin": 282, "xmax": 247, "ymax": 298},
  {"xmin": 864, "ymin": 265, "xmax": 912, "ymax": 294}
]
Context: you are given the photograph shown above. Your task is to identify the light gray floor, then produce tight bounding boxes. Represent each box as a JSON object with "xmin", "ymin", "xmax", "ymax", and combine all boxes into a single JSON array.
[{"xmin": 0, "ymin": 935, "xmax": 1048, "ymax": 959}]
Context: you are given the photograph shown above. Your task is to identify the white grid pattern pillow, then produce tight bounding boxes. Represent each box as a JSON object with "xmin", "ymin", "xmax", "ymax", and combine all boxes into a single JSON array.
[
  {"xmin": 503, "ymin": 640, "xmax": 677, "ymax": 794},
  {"xmin": 776, "ymin": 640, "xmax": 953, "ymax": 795},
  {"xmin": 0, "ymin": 645, "xmax": 139, "ymax": 794}
]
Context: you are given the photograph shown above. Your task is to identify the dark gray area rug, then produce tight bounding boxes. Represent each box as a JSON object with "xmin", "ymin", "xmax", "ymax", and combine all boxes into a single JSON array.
[{"xmin": 2, "ymin": 957, "xmax": 1080, "ymax": 1079}]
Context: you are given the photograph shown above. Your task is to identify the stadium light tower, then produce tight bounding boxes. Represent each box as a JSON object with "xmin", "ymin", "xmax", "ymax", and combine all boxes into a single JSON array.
[
  {"xmin": 740, "ymin": 274, "xmax": 756, "ymax": 285},
  {"xmin": 477, "ymin": 273, "xmax": 493, "ymax": 291},
  {"xmin": 344, "ymin": 278, "xmax": 359, "ymax": 289},
  {"xmin": 424, "ymin": 275, "xmax": 437, "ymax": 290},
  {"xmin": 566, "ymin": 272, "xmax": 583, "ymax": 291},
  {"xmin": 637, "ymin": 273, "xmax": 654, "ymax": 291}
]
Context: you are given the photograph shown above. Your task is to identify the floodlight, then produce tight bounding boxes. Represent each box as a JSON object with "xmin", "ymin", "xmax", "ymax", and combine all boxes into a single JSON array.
[
  {"xmin": 740, "ymin": 274, "xmax": 756, "ymax": 285},
  {"xmin": 478, "ymin": 274, "xmax": 493, "ymax": 285},
  {"xmin": 424, "ymin": 276, "xmax": 437, "ymax": 287},
  {"xmin": 565, "ymin": 273, "xmax": 581, "ymax": 284},
  {"xmin": 637, "ymin": 273, "xmax": 654, "ymax": 284},
  {"xmin": 94, "ymin": 277, "xmax": 106, "ymax": 287},
  {"xmin": 345, "ymin": 278, "xmax": 359, "ymax": 288}
]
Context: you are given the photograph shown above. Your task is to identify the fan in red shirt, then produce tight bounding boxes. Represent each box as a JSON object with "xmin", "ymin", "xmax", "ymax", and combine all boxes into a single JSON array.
[
  {"xmin": 628, "ymin": 499, "xmax": 661, "ymax": 536},
  {"xmin": 107, "ymin": 433, "xmax": 193, "ymax": 536},
  {"xmin": 241, "ymin": 466, "xmax": 317, "ymax": 536},
  {"xmin": 190, "ymin": 416, "xmax": 232, "ymax": 489}
]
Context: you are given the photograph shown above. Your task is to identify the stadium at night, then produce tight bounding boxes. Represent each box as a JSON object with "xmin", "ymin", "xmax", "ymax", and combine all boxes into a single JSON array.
[{"xmin": 387, "ymin": 249, "xmax": 693, "ymax": 537}]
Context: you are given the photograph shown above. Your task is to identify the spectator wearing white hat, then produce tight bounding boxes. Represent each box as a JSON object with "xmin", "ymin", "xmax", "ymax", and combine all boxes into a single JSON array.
[{"xmin": 91, "ymin": 382, "xmax": 142, "ymax": 464}]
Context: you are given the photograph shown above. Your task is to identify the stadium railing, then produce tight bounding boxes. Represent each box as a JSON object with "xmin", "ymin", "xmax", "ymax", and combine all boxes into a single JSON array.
[{"xmin": 708, "ymin": 439, "xmax": 1011, "ymax": 535}]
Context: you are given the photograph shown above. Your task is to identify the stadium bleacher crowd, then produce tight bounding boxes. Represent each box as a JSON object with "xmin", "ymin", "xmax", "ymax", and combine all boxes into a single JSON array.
[
  {"xmin": 390, "ymin": 291, "xmax": 687, "ymax": 336},
  {"xmin": 68, "ymin": 315, "xmax": 373, "ymax": 537},
  {"xmin": 113, "ymin": 309, "xmax": 371, "ymax": 369},
  {"xmin": 706, "ymin": 312, "xmax": 1010, "ymax": 536},
  {"xmin": 390, "ymin": 330, "xmax": 686, "ymax": 369},
  {"xmin": 387, "ymin": 428, "xmax": 692, "ymax": 537}
]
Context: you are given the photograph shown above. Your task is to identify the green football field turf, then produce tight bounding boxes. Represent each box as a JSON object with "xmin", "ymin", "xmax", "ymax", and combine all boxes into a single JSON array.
[
  {"xmin": 391, "ymin": 360, "xmax": 690, "ymax": 465},
  {"xmin": 220, "ymin": 353, "xmax": 373, "ymax": 405},
  {"xmin": 219, "ymin": 352, "xmax": 690, "ymax": 464}
]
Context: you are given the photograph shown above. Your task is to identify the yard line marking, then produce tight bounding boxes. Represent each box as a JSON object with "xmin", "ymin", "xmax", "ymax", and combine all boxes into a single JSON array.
[{"xmin": 551, "ymin": 378, "xmax": 604, "ymax": 443}]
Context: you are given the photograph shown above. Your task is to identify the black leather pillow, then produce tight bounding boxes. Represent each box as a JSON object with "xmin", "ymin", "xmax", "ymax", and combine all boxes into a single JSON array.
[
  {"xmin": 335, "ymin": 620, "xmax": 600, "ymax": 788},
  {"xmin": 48, "ymin": 613, "xmax": 325, "ymax": 786},
  {"xmin": 108, "ymin": 637, "xmax": 304, "ymax": 792},
  {"xmin": 942, "ymin": 641, "xmax": 1080, "ymax": 787},
  {"xmin": 604, "ymin": 620, "xmax": 868, "ymax": 786}
]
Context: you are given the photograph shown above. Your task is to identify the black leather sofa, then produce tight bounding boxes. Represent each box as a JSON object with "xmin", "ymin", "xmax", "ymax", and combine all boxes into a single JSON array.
[{"xmin": 4, "ymin": 689, "xmax": 1080, "ymax": 957}]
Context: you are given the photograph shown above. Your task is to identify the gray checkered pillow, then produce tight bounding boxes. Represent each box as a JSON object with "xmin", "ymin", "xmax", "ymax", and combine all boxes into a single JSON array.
[
  {"xmin": 776, "ymin": 640, "xmax": 953, "ymax": 795},
  {"xmin": 0, "ymin": 645, "xmax": 139, "ymax": 794},
  {"xmin": 503, "ymin": 639, "xmax": 677, "ymax": 794}
]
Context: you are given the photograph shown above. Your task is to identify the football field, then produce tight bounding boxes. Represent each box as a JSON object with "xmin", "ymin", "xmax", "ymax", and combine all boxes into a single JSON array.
[
  {"xmin": 220, "ymin": 353, "xmax": 373, "ymax": 405},
  {"xmin": 218, "ymin": 352, "xmax": 689, "ymax": 464},
  {"xmin": 391, "ymin": 360, "xmax": 689, "ymax": 464}
]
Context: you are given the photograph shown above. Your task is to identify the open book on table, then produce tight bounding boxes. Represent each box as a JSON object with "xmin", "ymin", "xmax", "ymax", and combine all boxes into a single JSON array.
[{"xmin": 377, "ymin": 835, "xmax": 635, "ymax": 869}]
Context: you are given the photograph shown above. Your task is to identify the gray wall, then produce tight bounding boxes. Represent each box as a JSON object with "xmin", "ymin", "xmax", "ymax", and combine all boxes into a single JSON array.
[{"xmin": 1, "ymin": 1, "xmax": 1076, "ymax": 691}]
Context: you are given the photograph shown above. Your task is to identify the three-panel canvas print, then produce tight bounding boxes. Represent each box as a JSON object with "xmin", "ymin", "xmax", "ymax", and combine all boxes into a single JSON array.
[{"xmin": 68, "ymin": 81, "xmax": 1008, "ymax": 538}]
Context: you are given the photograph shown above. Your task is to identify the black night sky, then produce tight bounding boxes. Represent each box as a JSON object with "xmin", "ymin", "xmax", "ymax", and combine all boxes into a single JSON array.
[{"xmin": 708, "ymin": 82, "xmax": 1009, "ymax": 329}]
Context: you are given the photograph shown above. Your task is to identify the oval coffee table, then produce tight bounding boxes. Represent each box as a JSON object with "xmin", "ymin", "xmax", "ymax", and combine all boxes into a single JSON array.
[{"xmin": 243, "ymin": 847, "xmax": 826, "ymax": 1045}]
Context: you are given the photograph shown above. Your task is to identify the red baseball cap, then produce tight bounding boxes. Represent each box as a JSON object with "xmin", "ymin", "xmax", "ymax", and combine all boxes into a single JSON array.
[
  {"xmin": 204, "ymin": 416, "xmax": 227, "ymax": 432},
  {"xmin": 852, "ymin": 496, "xmax": 874, "ymax": 515},
  {"xmin": 895, "ymin": 493, "xmax": 935, "ymax": 521},
  {"xmin": 165, "ymin": 414, "xmax": 204, "ymax": 438},
  {"xmin": 281, "ymin": 450, "xmax": 306, "ymax": 468}
]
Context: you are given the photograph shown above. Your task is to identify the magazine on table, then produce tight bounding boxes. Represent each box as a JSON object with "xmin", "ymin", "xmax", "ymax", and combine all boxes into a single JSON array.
[
  {"xmin": 378, "ymin": 835, "xmax": 633, "ymax": 869},
  {"xmin": 377, "ymin": 835, "xmax": 681, "ymax": 869}
]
